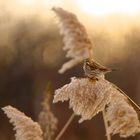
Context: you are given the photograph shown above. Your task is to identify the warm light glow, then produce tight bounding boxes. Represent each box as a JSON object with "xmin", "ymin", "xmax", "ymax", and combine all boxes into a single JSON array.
[
  {"xmin": 42, "ymin": 0, "xmax": 62, "ymax": 6},
  {"xmin": 76, "ymin": 0, "xmax": 140, "ymax": 16},
  {"xmin": 16, "ymin": 0, "xmax": 62, "ymax": 7},
  {"xmin": 17, "ymin": 0, "xmax": 36, "ymax": 6}
]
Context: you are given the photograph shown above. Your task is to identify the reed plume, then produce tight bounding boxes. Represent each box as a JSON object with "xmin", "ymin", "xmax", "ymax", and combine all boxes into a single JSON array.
[
  {"xmin": 105, "ymin": 91, "xmax": 140, "ymax": 137},
  {"xmin": 54, "ymin": 77, "xmax": 113, "ymax": 123},
  {"xmin": 2, "ymin": 105, "xmax": 43, "ymax": 140},
  {"xmin": 52, "ymin": 7, "xmax": 93, "ymax": 73},
  {"xmin": 2, "ymin": 6, "xmax": 140, "ymax": 140},
  {"xmin": 54, "ymin": 76, "xmax": 140, "ymax": 137}
]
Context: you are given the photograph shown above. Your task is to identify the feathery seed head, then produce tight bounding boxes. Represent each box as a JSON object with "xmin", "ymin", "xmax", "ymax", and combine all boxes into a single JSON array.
[
  {"xmin": 52, "ymin": 7, "xmax": 93, "ymax": 73},
  {"xmin": 105, "ymin": 92, "xmax": 140, "ymax": 137},
  {"xmin": 54, "ymin": 77, "xmax": 114, "ymax": 123},
  {"xmin": 2, "ymin": 105, "xmax": 43, "ymax": 140}
]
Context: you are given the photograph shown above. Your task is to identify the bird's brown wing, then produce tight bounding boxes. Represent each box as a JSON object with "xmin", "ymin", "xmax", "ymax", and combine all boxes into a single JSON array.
[
  {"xmin": 99, "ymin": 67, "xmax": 110, "ymax": 72},
  {"xmin": 93, "ymin": 62, "xmax": 110, "ymax": 71}
]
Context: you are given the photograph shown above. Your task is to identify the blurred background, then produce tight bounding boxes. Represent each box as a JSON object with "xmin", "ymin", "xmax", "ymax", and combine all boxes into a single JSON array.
[{"xmin": 0, "ymin": 0, "xmax": 140, "ymax": 140}]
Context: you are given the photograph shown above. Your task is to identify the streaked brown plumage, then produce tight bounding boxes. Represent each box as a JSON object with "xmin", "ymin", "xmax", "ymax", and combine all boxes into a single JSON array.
[{"xmin": 83, "ymin": 58, "xmax": 116, "ymax": 80}]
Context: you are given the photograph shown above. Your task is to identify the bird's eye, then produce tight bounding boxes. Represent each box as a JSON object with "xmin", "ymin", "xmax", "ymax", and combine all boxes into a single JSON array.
[{"xmin": 86, "ymin": 62, "xmax": 90, "ymax": 65}]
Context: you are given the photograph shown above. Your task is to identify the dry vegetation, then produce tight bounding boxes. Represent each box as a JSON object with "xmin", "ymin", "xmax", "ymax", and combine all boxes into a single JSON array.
[{"xmin": 0, "ymin": 6, "xmax": 140, "ymax": 140}]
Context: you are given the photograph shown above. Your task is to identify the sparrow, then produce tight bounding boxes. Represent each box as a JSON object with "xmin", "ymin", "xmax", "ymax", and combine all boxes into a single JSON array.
[{"xmin": 83, "ymin": 58, "xmax": 117, "ymax": 80}]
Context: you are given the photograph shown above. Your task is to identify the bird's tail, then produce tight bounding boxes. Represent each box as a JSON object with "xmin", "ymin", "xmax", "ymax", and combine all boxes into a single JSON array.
[
  {"xmin": 111, "ymin": 68, "xmax": 120, "ymax": 71},
  {"xmin": 106, "ymin": 68, "xmax": 119, "ymax": 73}
]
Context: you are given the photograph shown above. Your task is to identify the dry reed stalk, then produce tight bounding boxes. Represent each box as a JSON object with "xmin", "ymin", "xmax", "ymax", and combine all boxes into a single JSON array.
[
  {"xmin": 110, "ymin": 82, "xmax": 140, "ymax": 111},
  {"xmin": 38, "ymin": 84, "xmax": 58, "ymax": 140},
  {"xmin": 55, "ymin": 113, "xmax": 75, "ymax": 140},
  {"xmin": 102, "ymin": 110, "xmax": 111, "ymax": 140}
]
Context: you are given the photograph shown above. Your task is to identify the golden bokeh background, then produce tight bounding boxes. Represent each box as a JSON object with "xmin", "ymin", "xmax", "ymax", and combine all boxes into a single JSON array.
[{"xmin": 0, "ymin": 0, "xmax": 140, "ymax": 140}]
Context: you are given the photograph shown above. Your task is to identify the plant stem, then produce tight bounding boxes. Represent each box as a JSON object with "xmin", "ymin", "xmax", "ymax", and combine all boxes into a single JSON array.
[
  {"xmin": 55, "ymin": 113, "xmax": 75, "ymax": 140},
  {"xmin": 102, "ymin": 110, "xmax": 111, "ymax": 140},
  {"xmin": 120, "ymin": 91, "xmax": 140, "ymax": 110},
  {"xmin": 111, "ymin": 82, "xmax": 140, "ymax": 111}
]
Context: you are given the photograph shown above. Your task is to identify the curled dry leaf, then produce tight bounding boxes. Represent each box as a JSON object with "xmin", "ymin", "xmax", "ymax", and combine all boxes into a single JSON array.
[
  {"xmin": 2, "ymin": 105, "xmax": 43, "ymax": 140},
  {"xmin": 105, "ymin": 92, "xmax": 140, "ymax": 137},
  {"xmin": 52, "ymin": 7, "xmax": 93, "ymax": 73},
  {"xmin": 53, "ymin": 77, "xmax": 114, "ymax": 123}
]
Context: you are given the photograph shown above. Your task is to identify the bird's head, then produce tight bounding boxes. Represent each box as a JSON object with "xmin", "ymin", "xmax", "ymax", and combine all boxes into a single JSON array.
[{"xmin": 84, "ymin": 58, "xmax": 94, "ymax": 66}]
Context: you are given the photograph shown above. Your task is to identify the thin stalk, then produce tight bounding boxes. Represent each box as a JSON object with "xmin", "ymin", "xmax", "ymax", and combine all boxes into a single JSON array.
[
  {"xmin": 120, "ymin": 90, "xmax": 140, "ymax": 110},
  {"xmin": 102, "ymin": 110, "xmax": 111, "ymax": 140},
  {"xmin": 111, "ymin": 82, "xmax": 140, "ymax": 111},
  {"xmin": 55, "ymin": 113, "xmax": 75, "ymax": 140}
]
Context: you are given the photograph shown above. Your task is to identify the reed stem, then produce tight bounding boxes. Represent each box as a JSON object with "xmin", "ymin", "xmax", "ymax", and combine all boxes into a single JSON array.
[
  {"xmin": 102, "ymin": 110, "xmax": 111, "ymax": 140},
  {"xmin": 111, "ymin": 82, "xmax": 140, "ymax": 111},
  {"xmin": 55, "ymin": 113, "xmax": 75, "ymax": 140}
]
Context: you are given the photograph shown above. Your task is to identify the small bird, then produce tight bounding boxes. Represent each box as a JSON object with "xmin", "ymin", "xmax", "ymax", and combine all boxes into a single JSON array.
[{"xmin": 83, "ymin": 58, "xmax": 117, "ymax": 80}]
